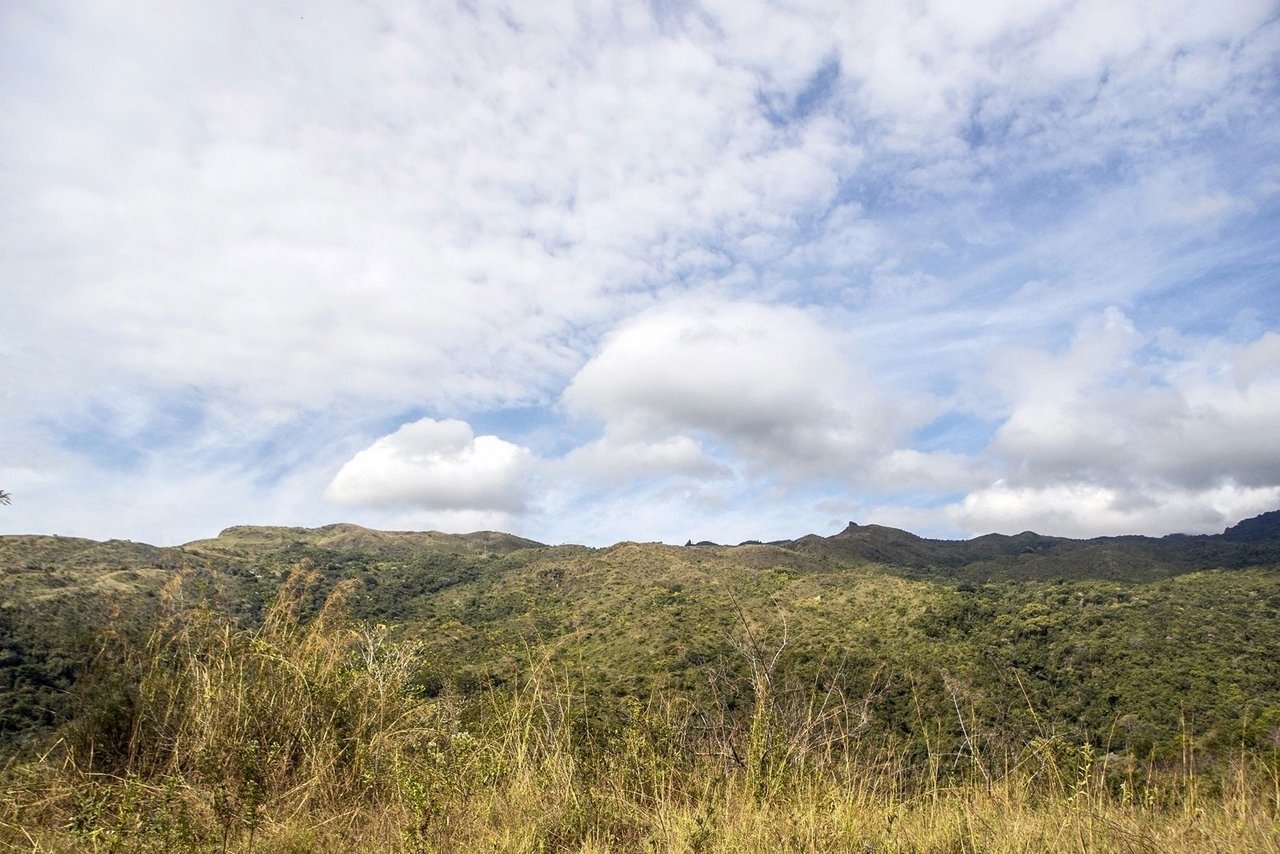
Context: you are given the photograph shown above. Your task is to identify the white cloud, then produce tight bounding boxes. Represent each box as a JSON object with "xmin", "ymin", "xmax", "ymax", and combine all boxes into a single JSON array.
[
  {"xmin": 563, "ymin": 300, "xmax": 903, "ymax": 479},
  {"xmin": 2, "ymin": 0, "xmax": 882, "ymax": 423},
  {"xmin": 533, "ymin": 474, "xmax": 837, "ymax": 548},
  {"xmin": 559, "ymin": 435, "xmax": 730, "ymax": 485},
  {"xmin": 953, "ymin": 480, "xmax": 1280, "ymax": 538},
  {"xmin": 944, "ymin": 314, "xmax": 1280, "ymax": 535},
  {"xmin": 868, "ymin": 449, "xmax": 993, "ymax": 494},
  {"xmin": 1167, "ymin": 192, "xmax": 1241, "ymax": 224},
  {"xmin": 2, "ymin": 1, "xmax": 1277, "ymax": 546},
  {"xmin": 987, "ymin": 312, "xmax": 1280, "ymax": 489},
  {"xmin": 326, "ymin": 419, "xmax": 532, "ymax": 513},
  {"xmin": 0, "ymin": 441, "xmax": 344, "ymax": 546}
]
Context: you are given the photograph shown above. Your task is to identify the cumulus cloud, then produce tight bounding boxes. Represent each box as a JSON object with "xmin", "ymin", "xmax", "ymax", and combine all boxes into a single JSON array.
[
  {"xmin": 326, "ymin": 419, "xmax": 532, "ymax": 513},
  {"xmin": 949, "ymin": 313, "xmax": 1280, "ymax": 535},
  {"xmin": 988, "ymin": 312, "xmax": 1280, "ymax": 489},
  {"xmin": 953, "ymin": 480, "xmax": 1280, "ymax": 538},
  {"xmin": 562, "ymin": 300, "xmax": 903, "ymax": 480}
]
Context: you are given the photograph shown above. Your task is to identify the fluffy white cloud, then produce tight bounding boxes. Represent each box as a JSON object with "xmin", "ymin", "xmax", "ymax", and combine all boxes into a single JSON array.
[
  {"xmin": 12, "ymin": 0, "xmax": 1270, "ymax": 422},
  {"xmin": 988, "ymin": 312, "xmax": 1280, "ymax": 490},
  {"xmin": 1, "ymin": 0, "xmax": 868, "ymax": 422},
  {"xmin": 944, "ymin": 313, "xmax": 1280, "ymax": 535},
  {"xmin": 562, "ymin": 300, "xmax": 903, "ymax": 480},
  {"xmin": 953, "ymin": 480, "xmax": 1280, "ymax": 538},
  {"xmin": 326, "ymin": 419, "xmax": 532, "ymax": 513}
]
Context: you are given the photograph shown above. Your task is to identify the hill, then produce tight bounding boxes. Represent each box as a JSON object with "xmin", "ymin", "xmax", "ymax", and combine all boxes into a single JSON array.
[
  {"xmin": 2, "ymin": 511, "xmax": 1279, "ymax": 755},
  {"xmin": 786, "ymin": 512, "xmax": 1280, "ymax": 580},
  {"xmin": 2, "ymin": 513, "xmax": 1279, "ymax": 850}
]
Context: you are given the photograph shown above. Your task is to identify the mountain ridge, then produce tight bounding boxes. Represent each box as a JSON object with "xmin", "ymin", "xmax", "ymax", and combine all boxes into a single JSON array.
[
  {"xmin": 3, "ymin": 509, "xmax": 1278, "ymax": 577},
  {"xmin": 781, "ymin": 510, "xmax": 1280, "ymax": 579}
]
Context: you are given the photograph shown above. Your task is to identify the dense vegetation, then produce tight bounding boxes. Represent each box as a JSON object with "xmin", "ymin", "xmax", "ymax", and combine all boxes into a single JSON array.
[{"xmin": 1, "ymin": 516, "xmax": 1278, "ymax": 850}]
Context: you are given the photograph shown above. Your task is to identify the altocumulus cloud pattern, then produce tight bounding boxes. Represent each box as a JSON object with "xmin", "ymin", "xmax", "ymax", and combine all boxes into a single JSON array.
[{"xmin": 1, "ymin": 0, "xmax": 1278, "ymax": 544}]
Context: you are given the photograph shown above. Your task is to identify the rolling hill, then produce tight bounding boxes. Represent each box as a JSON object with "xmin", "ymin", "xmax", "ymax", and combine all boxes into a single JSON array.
[
  {"xmin": 3, "ymin": 512, "xmax": 1280, "ymax": 851},
  {"xmin": 3, "ymin": 510, "xmax": 1279, "ymax": 757}
]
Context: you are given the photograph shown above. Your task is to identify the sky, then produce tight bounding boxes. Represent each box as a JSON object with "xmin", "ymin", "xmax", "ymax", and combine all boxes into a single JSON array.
[{"xmin": 2, "ymin": 0, "xmax": 1279, "ymax": 547}]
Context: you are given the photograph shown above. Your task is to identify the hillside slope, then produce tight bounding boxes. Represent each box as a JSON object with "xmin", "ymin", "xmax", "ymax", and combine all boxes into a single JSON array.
[{"xmin": 2, "ymin": 512, "xmax": 1279, "ymax": 757}]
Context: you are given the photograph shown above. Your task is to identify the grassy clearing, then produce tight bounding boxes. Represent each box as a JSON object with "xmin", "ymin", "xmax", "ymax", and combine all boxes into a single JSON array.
[{"xmin": 2, "ymin": 567, "xmax": 1277, "ymax": 852}]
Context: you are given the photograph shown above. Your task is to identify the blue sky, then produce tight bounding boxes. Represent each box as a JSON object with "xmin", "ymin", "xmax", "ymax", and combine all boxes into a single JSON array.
[{"xmin": 2, "ymin": 0, "xmax": 1279, "ymax": 546}]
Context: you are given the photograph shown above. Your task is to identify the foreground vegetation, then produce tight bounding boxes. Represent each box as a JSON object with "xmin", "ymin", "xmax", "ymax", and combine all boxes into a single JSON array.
[
  {"xmin": 3, "ymin": 567, "xmax": 1278, "ymax": 852},
  {"xmin": 9, "ymin": 521, "xmax": 1280, "ymax": 759}
]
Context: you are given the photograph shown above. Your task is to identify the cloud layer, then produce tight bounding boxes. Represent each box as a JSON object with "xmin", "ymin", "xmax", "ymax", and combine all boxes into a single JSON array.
[
  {"xmin": 955, "ymin": 313, "xmax": 1280, "ymax": 536},
  {"xmin": 2, "ymin": 1, "xmax": 1278, "ymax": 544}
]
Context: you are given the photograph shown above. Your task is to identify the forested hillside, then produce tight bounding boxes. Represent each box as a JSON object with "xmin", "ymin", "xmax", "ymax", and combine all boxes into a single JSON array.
[{"xmin": 2, "ymin": 515, "xmax": 1278, "ymax": 850}]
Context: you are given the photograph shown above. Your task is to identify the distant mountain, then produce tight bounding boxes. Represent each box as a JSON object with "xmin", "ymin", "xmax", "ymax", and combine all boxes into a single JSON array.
[
  {"xmin": 781, "ymin": 511, "xmax": 1280, "ymax": 581},
  {"xmin": 1221, "ymin": 509, "xmax": 1280, "ymax": 542},
  {"xmin": 3, "ymin": 511, "xmax": 1278, "ymax": 582}
]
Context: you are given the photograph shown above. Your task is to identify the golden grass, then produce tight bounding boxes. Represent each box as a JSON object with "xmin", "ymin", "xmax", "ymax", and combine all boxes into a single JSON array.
[{"xmin": 2, "ymin": 566, "xmax": 1277, "ymax": 853}]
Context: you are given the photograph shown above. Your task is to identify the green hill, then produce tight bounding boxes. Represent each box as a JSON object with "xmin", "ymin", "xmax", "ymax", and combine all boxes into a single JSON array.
[
  {"xmin": 3, "ymin": 512, "xmax": 1279, "ymax": 756},
  {"xmin": 2, "ymin": 513, "xmax": 1279, "ymax": 850}
]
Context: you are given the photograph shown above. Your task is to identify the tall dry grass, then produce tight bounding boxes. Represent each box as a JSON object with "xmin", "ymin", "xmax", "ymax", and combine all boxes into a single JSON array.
[{"xmin": 1, "ymin": 565, "xmax": 1277, "ymax": 852}]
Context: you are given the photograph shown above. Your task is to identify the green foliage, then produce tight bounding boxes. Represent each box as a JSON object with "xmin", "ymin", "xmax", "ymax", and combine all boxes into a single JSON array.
[
  {"xmin": 2, "ymin": 604, "xmax": 1277, "ymax": 851},
  {"xmin": 4, "ymin": 522, "xmax": 1280, "ymax": 768},
  {"xmin": 1, "ymin": 519, "xmax": 1279, "ymax": 849}
]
